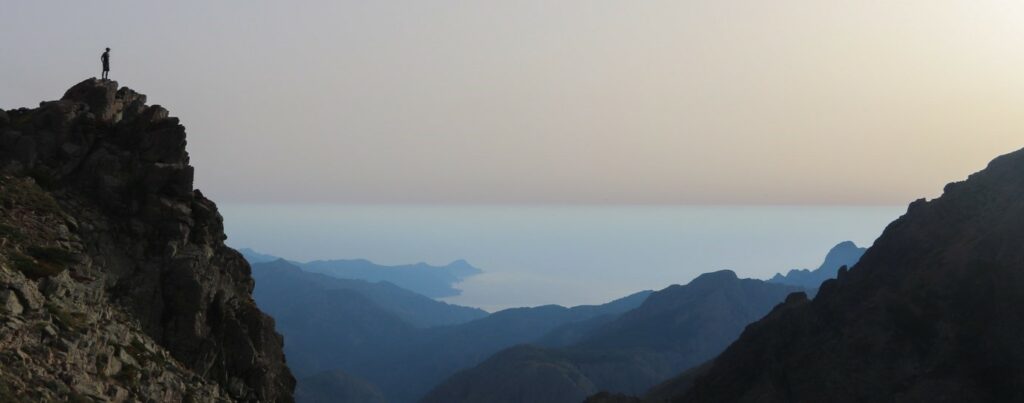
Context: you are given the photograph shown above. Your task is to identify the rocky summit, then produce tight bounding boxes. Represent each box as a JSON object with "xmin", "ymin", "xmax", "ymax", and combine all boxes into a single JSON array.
[{"xmin": 0, "ymin": 79, "xmax": 294, "ymax": 402}]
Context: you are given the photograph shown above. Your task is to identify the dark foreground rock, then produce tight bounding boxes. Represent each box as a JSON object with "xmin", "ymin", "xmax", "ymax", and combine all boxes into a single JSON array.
[
  {"xmin": 651, "ymin": 147, "xmax": 1024, "ymax": 402},
  {"xmin": 0, "ymin": 78, "xmax": 294, "ymax": 402}
]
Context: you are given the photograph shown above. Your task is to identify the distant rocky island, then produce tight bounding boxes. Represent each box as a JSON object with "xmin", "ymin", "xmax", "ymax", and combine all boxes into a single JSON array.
[{"xmin": 0, "ymin": 79, "xmax": 293, "ymax": 401}]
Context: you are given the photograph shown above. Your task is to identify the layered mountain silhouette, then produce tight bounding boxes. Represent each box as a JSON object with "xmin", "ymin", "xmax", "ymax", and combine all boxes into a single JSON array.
[
  {"xmin": 0, "ymin": 79, "xmax": 293, "ymax": 401},
  {"xmin": 644, "ymin": 147, "xmax": 1024, "ymax": 402},
  {"xmin": 295, "ymin": 370, "xmax": 388, "ymax": 403},
  {"xmin": 253, "ymin": 259, "xmax": 486, "ymax": 329},
  {"xmin": 364, "ymin": 292, "xmax": 652, "ymax": 402},
  {"xmin": 241, "ymin": 248, "xmax": 481, "ymax": 298},
  {"xmin": 249, "ymin": 258, "xmax": 651, "ymax": 402},
  {"xmin": 251, "ymin": 259, "xmax": 486, "ymax": 379},
  {"xmin": 768, "ymin": 241, "xmax": 866, "ymax": 289},
  {"xmin": 423, "ymin": 271, "xmax": 804, "ymax": 403}
]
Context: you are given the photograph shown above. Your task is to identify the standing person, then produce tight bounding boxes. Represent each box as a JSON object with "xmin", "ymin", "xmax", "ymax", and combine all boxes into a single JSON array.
[{"xmin": 101, "ymin": 48, "xmax": 110, "ymax": 80}]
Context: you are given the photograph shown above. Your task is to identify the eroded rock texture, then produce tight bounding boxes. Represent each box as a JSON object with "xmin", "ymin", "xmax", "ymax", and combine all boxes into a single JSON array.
[{"xmin": 0, "ymin": 78, "xmax": 294, "ymax": 402}]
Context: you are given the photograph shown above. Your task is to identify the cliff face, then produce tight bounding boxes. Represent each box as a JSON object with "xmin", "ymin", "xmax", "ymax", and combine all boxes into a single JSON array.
[
  {"xmin": 652, "ymin": 147, "xmax": 1024, "ymax": 402},
  {"xmin": 0, "ymin": 79, "xmax": 294, "ymax": 402}
]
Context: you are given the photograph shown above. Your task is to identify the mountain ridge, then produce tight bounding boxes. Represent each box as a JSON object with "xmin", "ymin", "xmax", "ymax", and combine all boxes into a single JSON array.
[
  {"xmin": 423, "ymin": 270, "xmax": 806, "ymax": 403},
  {"xmin": 239, "ymin": 248, "xmax": 482, "ymax": 298},
  {"xmin": 649, "ymin": 147, "xmax": 1024, "ymax": 402}
]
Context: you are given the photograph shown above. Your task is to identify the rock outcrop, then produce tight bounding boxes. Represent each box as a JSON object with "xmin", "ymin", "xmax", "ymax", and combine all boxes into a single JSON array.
[
  {"xmin": 650, "ymin": 147, "xmax": 1024, "ymax": 402},
  {"xmin": 0, "ymin": 78, "xmax": 294, "ymax": 402}
]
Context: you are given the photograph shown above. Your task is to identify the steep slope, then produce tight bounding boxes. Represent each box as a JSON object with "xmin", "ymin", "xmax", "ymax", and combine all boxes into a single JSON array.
[
  {"xmin": 768, "ymin": 241, "xmax": 866, "ymax": 289},
  {"xmin": 251, "ymin": 261, "xmax": 416, "ymax": 379},
  {"xmin": 423, "ymin": 271, "xmax": 803, "ymax": 403},
  {"xmin": 0, "ymin": 79, "xmax": 294, "ymax": 401},
  {"xmin": 250, "ymin": 259, "xmax": 488, "ymax": 380},
  {"xmin": 655, "ymin": 147, "xmax": 1024, "ymax": 402},
  {"xmin": 252, "ymin": 259, "xmax": 487, "ymax": 328}
]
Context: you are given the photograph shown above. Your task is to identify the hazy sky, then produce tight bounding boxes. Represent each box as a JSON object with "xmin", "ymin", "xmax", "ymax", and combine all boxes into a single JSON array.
[{"xmin": 4, "ymin": 1, "xmax": 1023, "ymax": 204}]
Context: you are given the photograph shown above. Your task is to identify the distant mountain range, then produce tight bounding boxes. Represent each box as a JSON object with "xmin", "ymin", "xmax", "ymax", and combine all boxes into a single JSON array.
[
  {"xmin": 767, "ymin": 241, "xmax": 866, "ymax": 289},
  {"xmin": 250, "ymin": 259, "xmax": 651, "ymax": 403},
  {"xmin": 423, "ymin": 271, "xmax": 805, "ymax": 403},
  {"xmin": 252, "ymin": 239, "xmax": 862, "ymax": 403},
  {"xmin": 296, "ymin": 370, "xmax": 388, "ymax": 403},
  {"xmin": 240, "ymin": 248, "xmax": 482, "ymax": 298},
  {"xmin": 253, "ymin": 259, "xmax": 486, "ymax": 329},
  {"xmin": 252, "ymin": 259, "xmax": 490, "ymax": 382}
]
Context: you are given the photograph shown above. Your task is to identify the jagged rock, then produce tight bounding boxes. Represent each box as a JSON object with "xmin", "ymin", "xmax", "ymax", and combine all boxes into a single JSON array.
[
  {"xmin": 0, "ymin": 78, "xmax": 294, "ymax": 402},
  {"xmin": 0, "ymin": 289, "xmax": 23, "ymax": 315}
]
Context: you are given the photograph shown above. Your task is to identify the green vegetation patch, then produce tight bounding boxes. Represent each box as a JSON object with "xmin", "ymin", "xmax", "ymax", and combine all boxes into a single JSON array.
[
  {"xmin": 0, "ymin": 176, "xmax": 61, "ymax": 215},
  {"xmin": 27, "ymin": 245, "xmax": 78, "ymax": 266},
  {"xmin": 10, "ymin": 246, "xmax": 75, "ymax": 280},
  {"xmin": 0, "ymin": 381, "xmax": 20, "ymax": 403},
  {"xmin": 10, "ymin": 252, "xmax": 59, "ymax": 280}
]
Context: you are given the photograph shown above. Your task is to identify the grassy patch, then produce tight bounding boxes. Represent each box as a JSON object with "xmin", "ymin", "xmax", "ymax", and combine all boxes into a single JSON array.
[
  {"xmin": 27, "ymin": 246, "xmax": 78, "ymax": 266},
  {"xmin": 0, "ymin": 381, "xmax": 20, "ymax": 403},
  {"xmin": 0, "ymin": 224, "xmax": 25, "ymax": 242},
  {"xmin": 26, "ymin": 168, "xmax": 58, "ymax": 190},
  {"xmin": 10, "ymin": 252, "xmax": 59, "ymax": 280},
  {"xmin": 0, "ymin": 176, "xmax": 61, "ymax": 214},
  {"xmin": 11, "ymin": 249, "xmax": 69, "ymax": 280},
  {"xmin": 9, "ymin": 110, "xmax": 34, "ymax": 127}
]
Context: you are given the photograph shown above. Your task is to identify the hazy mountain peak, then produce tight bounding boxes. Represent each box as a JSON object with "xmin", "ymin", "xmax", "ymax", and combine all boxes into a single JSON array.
[
  {"xmin": 689, "ymin": 269, "xmax": 739, "ymax": 285},
  {"xmin": 768, "ymin": 240, "xmax": 866, "ymax": 289}
]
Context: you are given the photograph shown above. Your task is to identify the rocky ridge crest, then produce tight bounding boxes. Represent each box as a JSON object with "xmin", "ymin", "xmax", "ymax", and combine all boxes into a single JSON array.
[{"xmin": 0, "ymin": 78, "xmax": 294, "ymax": 402}]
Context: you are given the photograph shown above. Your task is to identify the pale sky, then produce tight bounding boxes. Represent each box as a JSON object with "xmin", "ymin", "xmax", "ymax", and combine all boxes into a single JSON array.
[{"xmin": 4, "ymin": 1, "xmax": 1023, "ymax": 204}]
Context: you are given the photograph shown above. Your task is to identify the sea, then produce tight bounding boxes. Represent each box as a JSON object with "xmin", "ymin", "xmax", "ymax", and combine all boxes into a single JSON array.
[{"xmin": 220, "ymin": 204, "xmax": 904, "ymax": 312}]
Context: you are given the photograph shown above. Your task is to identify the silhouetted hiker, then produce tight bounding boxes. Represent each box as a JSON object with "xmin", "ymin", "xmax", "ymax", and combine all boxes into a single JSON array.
[{"xmin": 101, "ymin": 48, "xmax": 110, "ymax": 80}]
